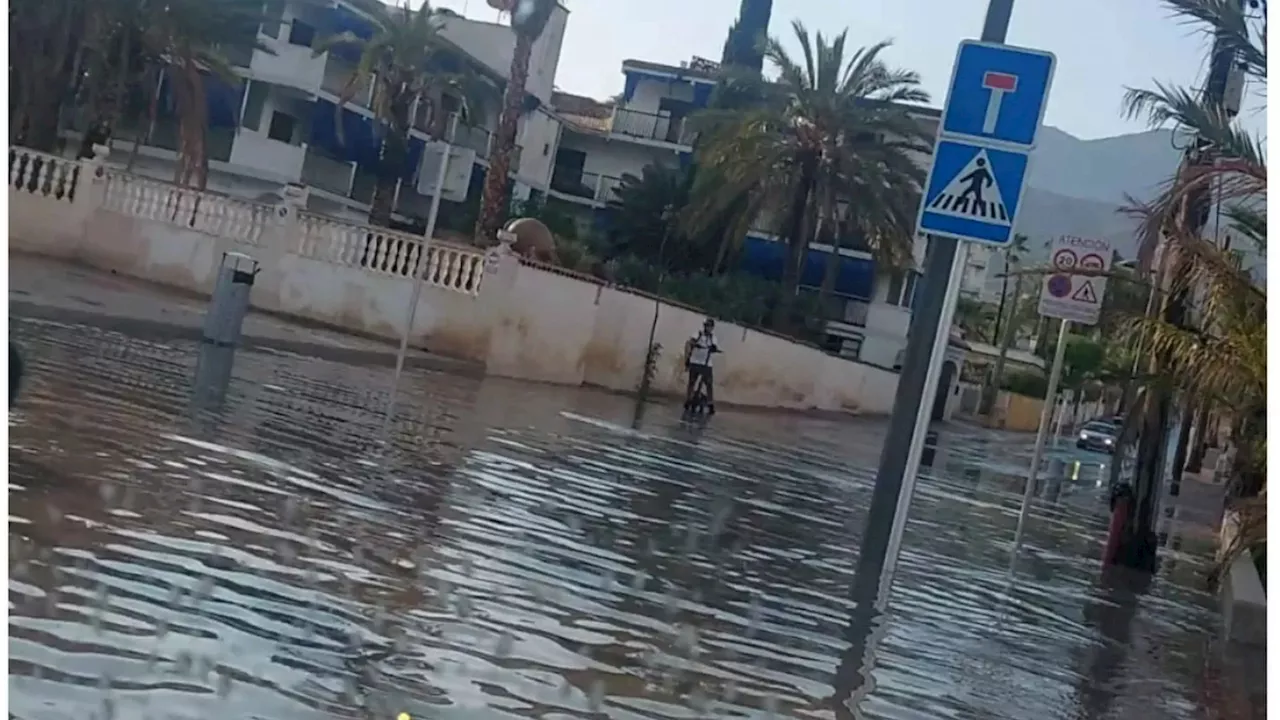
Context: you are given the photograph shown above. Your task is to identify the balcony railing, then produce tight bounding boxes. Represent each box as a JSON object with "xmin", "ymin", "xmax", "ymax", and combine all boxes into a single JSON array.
[
  {"xmin": 301, "ymin": 149, "xmax": 355, "ymax": 197},
  {"xmin": 610, "ymin": 107, "xmax": 696, "ymax": 146},
  {"xmin": 549, "ymin": 168, "xmax": 622, "ymax": 204}
]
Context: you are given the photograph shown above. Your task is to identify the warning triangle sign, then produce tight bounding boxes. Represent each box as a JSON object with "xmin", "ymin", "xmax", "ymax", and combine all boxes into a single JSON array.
[
  {"xmin": 1071, "ymin": 279, "xmax": 1099, "ymax": 303},
  {"xmin": 927, "ymin": 149, "xmax": 1012, "ymax": 225}
]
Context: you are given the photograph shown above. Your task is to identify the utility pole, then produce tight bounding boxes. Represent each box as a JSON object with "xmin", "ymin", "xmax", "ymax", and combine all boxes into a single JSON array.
[{"xmin": 1110, "ymin": 0, "xmax": 1248, "ymax": 570}]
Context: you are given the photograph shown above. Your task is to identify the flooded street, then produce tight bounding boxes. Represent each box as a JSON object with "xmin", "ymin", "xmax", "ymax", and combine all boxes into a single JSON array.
[{"xmin": 9, "ymin": 316, "xmax": 1261, "ymax": 719}]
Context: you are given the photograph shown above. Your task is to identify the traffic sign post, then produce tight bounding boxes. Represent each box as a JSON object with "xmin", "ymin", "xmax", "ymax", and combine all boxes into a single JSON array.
[
  {"xmin": 1012, "ymin": 235, "xmax": 1112, "ymax": 545},
  {"xmin": 1037, "ymin": 234, "xmax": 1113, "ymax": 325},
  {"xmin": 857, "ymin": 0, "xmax": 1057, "ymax": 629},
  {"xmin": 918, "ymin": 41, "xmax": 1057, "ymax": 249},
  {"xmin": 842, "ymin": 1, "xmax": 1025, "ymax": 714}
]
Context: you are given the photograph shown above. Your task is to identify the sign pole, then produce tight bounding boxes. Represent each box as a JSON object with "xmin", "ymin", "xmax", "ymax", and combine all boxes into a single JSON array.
[
  {"xmin": 1012, "ymin": 317, "xmax": 1069, "ymax": 548},
  {"xmin": 383, "ymin": 128, "xmax": 455, "ymax": 434},
  {"xmin": 853, "ymin": 0, "xmax": 1021, "ymax": 599}
]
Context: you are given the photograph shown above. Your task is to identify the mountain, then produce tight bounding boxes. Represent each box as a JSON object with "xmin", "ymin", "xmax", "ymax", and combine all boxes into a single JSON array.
[{"xmin": 1027, "ymin": 127, "xmax": 1182, "ymax": 206}]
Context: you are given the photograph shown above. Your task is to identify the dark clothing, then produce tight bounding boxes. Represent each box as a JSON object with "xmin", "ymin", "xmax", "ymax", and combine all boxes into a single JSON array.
[{"xmin": 685, "ymin": 364, "xmax": 715, "ymax": 408}]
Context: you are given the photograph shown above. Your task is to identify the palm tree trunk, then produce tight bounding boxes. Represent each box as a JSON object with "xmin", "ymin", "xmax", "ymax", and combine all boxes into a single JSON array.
[
  {"xmin": 773, "ymin": 162, "xmax": 817, "ymax": 328},
  {"xmin": 816, "ymin": 185, "xmax": 841, "ymax": 304},
  {"xmin": 474, "ymin": 29, "xmax": 534, "ymax": 246},
  {"xmin": 128, "ymin": 67, "xmax": 161, "ymax": 172},
  {"xmin": 369, "ymin": 99, "xmax": 412, "ymax": 228},
  {"xmin": 980, "ymin": 272, "xmax": 1022, "ymax": 415}
]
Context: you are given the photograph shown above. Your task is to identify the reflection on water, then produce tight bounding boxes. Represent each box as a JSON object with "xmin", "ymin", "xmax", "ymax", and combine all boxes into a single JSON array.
[{"xmin": 8, "ymin": 317, "xmax": 1261, "ymax": 719}]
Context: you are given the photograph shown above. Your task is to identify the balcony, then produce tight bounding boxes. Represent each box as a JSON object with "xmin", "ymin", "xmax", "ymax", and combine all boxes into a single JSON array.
[
  {"xmin": 609, "ymin": 107, "xmax": 696, "ymax": 147},
  {"xmin": 228, "ymin": 130, "xmax": 306, "ymax": 181},
  {"xmin": 247, "ymin": 32, "xmax": 326, "ymax": 93},
  {"xmin": 301, "ymin": 149, "xmax": 355, "ymax": 197},
  {"xmin": 549, "ymin": 168, "xmax": 622, "ymax": 205}
]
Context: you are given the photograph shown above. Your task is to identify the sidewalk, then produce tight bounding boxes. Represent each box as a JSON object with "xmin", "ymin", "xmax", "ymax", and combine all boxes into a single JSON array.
[{"xmin": 9, "ymin": 252, "xmax": 481, "ymax": 374}]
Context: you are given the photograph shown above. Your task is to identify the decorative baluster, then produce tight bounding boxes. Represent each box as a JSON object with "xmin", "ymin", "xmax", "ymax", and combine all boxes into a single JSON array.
[
  {"xmin": 408, "ymin": 242, "xmax": 423, "ymax": 278},
  {"xmin": 336, "ymin": 226, "xmax": 354, "ymax": 264},
  {"xmin": 374, "ymin": 233, "xmax": 391, "ymax": 272},
  {"xmin": 33, "ymin": 157, "xmax": 52, "ymax": 195},
  {"xmin": 443, "ymin": 250, "xmax": 460, "ymax": 288},
  {"xmin": 386, "ymin": 237, "xmax": 403, "ymax": 275},
  {"xmin": 426, "ymin": 246, "xmax": 442, "ymax": 285},
  {"xmin": 52, "ymin": 161, "xmax": 69, "ymax": 200}
]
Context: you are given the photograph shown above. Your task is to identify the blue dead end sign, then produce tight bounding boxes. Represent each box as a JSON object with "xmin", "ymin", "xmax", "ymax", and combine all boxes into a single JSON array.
[
  {"xmin": 916, "ymin": 40, "xmax": 1057, "ymax": 248},
  {"xmin": 941, "ymin": 40, "xmax": 1057, "ymax": 150}
]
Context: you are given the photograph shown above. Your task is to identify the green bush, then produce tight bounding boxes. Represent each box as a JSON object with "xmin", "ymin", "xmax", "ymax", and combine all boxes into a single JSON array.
[{"xmin": 1002, "ymin": 370, "xmax": 1048, "ymax": 398}]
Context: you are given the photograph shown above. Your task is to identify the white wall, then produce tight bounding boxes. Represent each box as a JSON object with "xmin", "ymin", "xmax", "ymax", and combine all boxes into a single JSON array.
[
  {"xmin": 15, "ymin": 150, "xmax": 904, "ymax": 415},
  {"xmin": 438, "ymin": 4, "xmax": 569, "ymax": 104},
  {"xmin": 515, "ymin": 107, "xmax": 562, "ymax": 189}
]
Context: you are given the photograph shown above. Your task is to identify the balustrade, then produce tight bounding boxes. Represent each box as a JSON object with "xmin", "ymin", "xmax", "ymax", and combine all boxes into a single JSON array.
[
  {"xmin": 9, "ymin": 148, "xmax": 82, "ymax": 202},
  {"xmin": 101, "ymin": 172, "xmax": 271, "ymax": 244},
  {"xmin": 297, "ymin": 212, "xmax": 486, "ymax": 294}
]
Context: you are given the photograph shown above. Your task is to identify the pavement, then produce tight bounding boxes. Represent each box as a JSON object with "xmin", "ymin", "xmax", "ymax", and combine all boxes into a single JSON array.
[{"xmin": 8, "ymin": 252, "xmax": 481, "ymax": 374}]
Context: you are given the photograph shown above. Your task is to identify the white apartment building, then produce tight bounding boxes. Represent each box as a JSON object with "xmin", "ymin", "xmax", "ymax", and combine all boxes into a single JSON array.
[
  {"xmin": 70, "ymin": 0, "xmax": 570, "ymax": 225},
  {"xmin": 546, "ymin": 57, "xmax": 990, "ymax": 371}
]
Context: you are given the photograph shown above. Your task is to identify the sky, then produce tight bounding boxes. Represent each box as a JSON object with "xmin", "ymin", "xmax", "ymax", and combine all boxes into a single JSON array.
[{"xmin": 431, "ymin": 0, "xmax": 1267, "ymax": 141}]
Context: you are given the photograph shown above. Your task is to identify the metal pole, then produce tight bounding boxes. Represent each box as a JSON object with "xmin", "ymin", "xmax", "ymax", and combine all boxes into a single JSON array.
[
  {"xmin": 853, "ymin": 0, "xmax": 1015, "ymax": 601},
  {"xmin": 383, "ymin": 132, "xmax": 454, "ymax": 431},
  {"xmin": 1012, "ymin": 317, "xmax": 1069, "ymax": 548},
  {"xmin": 879, "ymin": 242, "xmax": 968, "ymax": 584}
]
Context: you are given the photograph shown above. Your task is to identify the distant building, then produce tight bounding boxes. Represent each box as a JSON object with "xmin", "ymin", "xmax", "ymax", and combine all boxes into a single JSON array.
[{"xmin": 61, "ymin": 0, "xmax": 570, "ymax": 226}]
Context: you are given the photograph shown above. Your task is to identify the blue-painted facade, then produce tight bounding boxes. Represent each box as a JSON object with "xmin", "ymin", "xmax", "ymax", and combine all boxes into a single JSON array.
[{"xmin": 739, "ymin": 233, "xmax": 874, "ymax": 299}]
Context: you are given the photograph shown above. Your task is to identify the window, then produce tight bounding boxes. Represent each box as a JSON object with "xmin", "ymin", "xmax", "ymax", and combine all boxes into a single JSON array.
[
  {"xmin": 288, "ymin": 19, "xmax": 315, "ymax": 47},
  {"xmin": 885, "ymin": 270, "xmax": 920, "ymax": 308},
  {"xmin": 267, "ymin": 111, "xmax": 297, "ymax": 143}
]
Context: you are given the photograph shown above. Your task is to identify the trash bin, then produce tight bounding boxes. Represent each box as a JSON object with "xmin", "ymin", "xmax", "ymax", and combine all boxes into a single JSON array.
[{"xmin": 202, "ymin": 252, "xmax": 259, "ymax": 347}]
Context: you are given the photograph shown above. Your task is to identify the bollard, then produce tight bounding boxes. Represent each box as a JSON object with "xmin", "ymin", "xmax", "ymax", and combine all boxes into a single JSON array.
[{"xmin": 202, "ymin": 252, "xmax": 259, "ymax": 347}]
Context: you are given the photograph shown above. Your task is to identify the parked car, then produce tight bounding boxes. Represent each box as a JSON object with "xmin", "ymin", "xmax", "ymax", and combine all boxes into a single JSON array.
[{"xmin": 1076, "ymin": 420, "xmax": 1119, "ymax": 454}]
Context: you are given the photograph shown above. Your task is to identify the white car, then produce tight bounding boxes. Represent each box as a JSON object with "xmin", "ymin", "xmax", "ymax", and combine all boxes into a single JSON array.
[{"xmin": 1077, "ymin": 420, "xmax": 1119, "ymax": 454}]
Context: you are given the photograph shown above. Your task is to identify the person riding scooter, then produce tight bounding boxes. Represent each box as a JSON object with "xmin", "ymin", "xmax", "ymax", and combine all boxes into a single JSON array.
[{"xmin": 683, "ymin": 318, "xmax": 720, "ymax": 415}]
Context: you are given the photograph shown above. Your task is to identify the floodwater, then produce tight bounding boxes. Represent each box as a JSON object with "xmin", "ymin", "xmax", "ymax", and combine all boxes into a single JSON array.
[{"xmin": 8, "ymin": 316, "xmax": 1262, "ymax": 719}]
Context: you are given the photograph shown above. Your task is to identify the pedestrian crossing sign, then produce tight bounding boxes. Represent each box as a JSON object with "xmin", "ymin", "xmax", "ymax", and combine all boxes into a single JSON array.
[{"xmin": 917, "ymin": 138, "xmax": 1031, "ymax": 247}]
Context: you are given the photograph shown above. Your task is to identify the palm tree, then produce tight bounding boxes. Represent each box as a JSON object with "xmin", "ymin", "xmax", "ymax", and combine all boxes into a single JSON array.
[
  {"xmin": 1119, "ymin": 0, "xmax": 1265, "ymax": 581},
  {"xmin": 317, "ymin": 0, "xmax": 494, "ymax": 226},
  {"xmin": 689, "ymin": 21, "xmax": 930, "ymax": 328},
  {"xmin": 137, "ymin": 0, "xmax": 266, "ymax": 188},
  {"xmin": 473, "ymin": 0, "xmax": 558, "ymax": 246},
  {"xmin": 978, "ymin": 232, "xmax": 1030, "ymax": 414}
]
